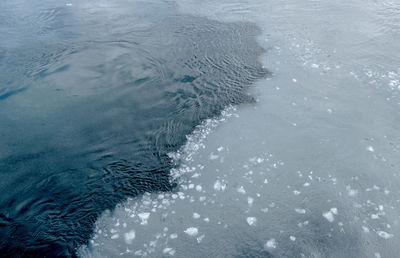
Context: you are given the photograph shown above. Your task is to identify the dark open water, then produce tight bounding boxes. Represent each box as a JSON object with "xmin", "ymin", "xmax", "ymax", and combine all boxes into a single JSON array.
[{"xmin": 0, "ymin": 0, "xmax": 268, "ymax": 256}]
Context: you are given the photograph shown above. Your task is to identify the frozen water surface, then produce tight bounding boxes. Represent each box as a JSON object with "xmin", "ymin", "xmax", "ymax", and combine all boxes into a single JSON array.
[{"xmin": 80, "ymin": 0, "xmax": 400, "ymax": 257}]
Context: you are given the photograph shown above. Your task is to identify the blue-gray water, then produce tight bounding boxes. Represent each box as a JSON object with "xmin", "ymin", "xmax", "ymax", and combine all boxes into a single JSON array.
[
  {"xmin": 2, "ymin": 0, "xmax": 400, "ymax": 257},
  {"xmin": 0, "ymin": 0, "xmax": 268, "ymax": 256}
]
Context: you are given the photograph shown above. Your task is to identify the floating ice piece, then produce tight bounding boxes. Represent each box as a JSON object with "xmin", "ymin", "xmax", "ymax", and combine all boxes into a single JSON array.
[
  {"xmin": 362, "ymin": 226, "xmax": 370, "ymax": 233},
  {"xmin": 293, "ymin": 190, "xmax": 301, "ymax": 195},
  {"xmin": 366, "ymin": 146, "xmax": 375, "ymax": 152},
  {"xmin": 311, "ymin": 64, "xmax": 319, "ymax": 68},
  {"xmin": 377, "ymin": 231, "xmax": 393, "ymax": 239},
  {"xmin": 290, "ymin": 236, "xmax": 296, "ymax": 241},
  {"xmin": 264, "ymin": 179, "xmax": 268, "ymax": 184},
  {"xmin": 193, "ymin": 213, "xmax": 200, "ymax": 219},
  {"xmin": 138, "ymin": 212, "xmax": 150, "ymax": 225},
  {"xmin": 209, "ymin": 153, "xmax": 219, "ymax": 160},
  {"xmin": 124, "ymin": 230, "xmax": 136, "ymax": 244},
  {"xmin": 371, "ymin": 214, "xmax": 379, "ymax": 219},
  {"xmin": 247, "ymin": 217, "xmax": 257, "ymax": 226},
  {"xmin": 248, "ymin": 197, "xmax": 254, "ymax": 206},
  {"xmin": 323, "ymin": 208, "xmax": 338, "ymax": 222},
  {"xmin": 265, "ymin": 238, "xmax": 276, "ymax": 249},
  {"xmin": 163, "ymin": 247, "xmax": 175, "ymax": 255},
  {"xmin": 217, "ymin": 146, "xmax": 224, "ymax": 152},
  {"xmin": 292, "ymin": 78, "xmax": 297, "ymax": 83},
  {"xmin": 346, "ymin": 186, "xmax": 358, "ymax": 197},
  {"xmin": 170, "ymin": 233, "xmax": 178, "ymax": 239},
  {"xmin": 184, "ymin": 227, "xmax": 199, "ymax": 236},
  {"xmin": 197, "ymin": 234, "xmax": 205, "ymax": 243},
  {"xmin": 214, "ymin": 180, "xmax": 226, "ymax": 191},
  {"xmin": 111, "ymin": 234, "xmax": 119, "ymax": 239},
  {"xmin": 196, "ymin": 185, "xmax": 202, "ymax": 192},
  {"xmin": 295, "ymin": 208, "xmax": 306, "ymax": 214},
  {"xmin": 237, "ymin": 186, "xmax": 246, "ymax": 194}
]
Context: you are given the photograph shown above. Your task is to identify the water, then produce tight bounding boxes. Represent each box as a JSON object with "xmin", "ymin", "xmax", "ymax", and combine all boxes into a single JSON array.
[
  {"xmin": 1, "ymin": 0, "xmax": 400, "ymax": 257},
  {"xmin": 0, "ymin": 0, "xmax": 267, "ymax": 256},
  {"xmin": 82, "ymin": 0, "xmax": 400, "ymax": 257}
]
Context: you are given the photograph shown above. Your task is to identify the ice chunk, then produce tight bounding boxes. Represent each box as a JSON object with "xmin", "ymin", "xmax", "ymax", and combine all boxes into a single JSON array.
[
  {"xmin": 366, "ymin": 146, "xmax": 375, "ymax": 152},
  {"xmin": 377, "ymin": 231, "xmax": 393, "ymax": 239},
  {"xmin": 265, "ymin": 238, "xmax": 276, "ymax": 249},
  {"xmin": 124, "ymin": 230, "xmax": 136, "ymax": 244},
  {"xmin": 295, "ymin": 208, "xmax": 306, "ymax": 214},
  {"xmin": 323, "ymin": 210, "xmax": 335, "ymax": 222},
  {"xmin": 193, "ymin": 213, "xmax": 200, "ymax": 219},
  {"xmin": 163, "ymin": 247, "xmax": 175, "ymax": 255},
  {"xmin": 214, "ymin": 180, "xmax": 226, "ymax": 191},
  {"xmin": 184, "ymin": 227, "xmax": 199, "ymax": 236},
  {"xmin": 138, "ymin": 212, "xmax": 150, "ymax": 225},
  {"xmin": 248, "ymin": 197, "xmax": 254, "ymax": 206},
  {"xmin": 246, "ymin": 217, "xmax": 257, "ymax": 226},
  {"xmin": 237, "ymin": 186, "xmax": 246, "ymax": 194},
  {"xmin": 290, "ymin": 236, "xmax": 296, "ymax": 241}
]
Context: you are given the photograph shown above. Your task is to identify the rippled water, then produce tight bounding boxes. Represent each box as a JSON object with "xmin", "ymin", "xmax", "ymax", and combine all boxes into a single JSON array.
[
  {"xmin": 0, "ymin": 0, "xmax": 268, "ymax": 256},
  {"xmin": 2, "ymin": 0, "xmax": 400, "ymax": 257}
]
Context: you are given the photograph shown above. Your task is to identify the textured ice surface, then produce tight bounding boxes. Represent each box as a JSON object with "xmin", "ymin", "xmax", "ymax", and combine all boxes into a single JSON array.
[{"xmin": 80, "ymin": 0, "xmax": 400, "ymax": 257}]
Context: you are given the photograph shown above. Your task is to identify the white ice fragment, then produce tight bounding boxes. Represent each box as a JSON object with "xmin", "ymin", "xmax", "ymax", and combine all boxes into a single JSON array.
[
  {"xmin": 247, "ymin": 217, "xmax": 257, "ymax": 226},
  {"xmin": 170, "ymin": 233, "xmax": 178, "ymax": 239},
  {"xmin": 197, "ymin": 234, "xmax": 205, "ymax": 243},
  {"xmin": 184, "ymin": 227, "xmax": 199, "ymax": 237},
  {"xmin": 261, "ymin": 208, "xmax": 269, "ymax": 213},
  {"xmin": 111, "ymin": 234, "xmax": 119, "ymax": 239},
  {"xmin": 209, "ymin": 153, "xmax": 219, "ymax": 160},
  {"xmin": 311, "ymin": 64, "xmax": 319, "ymax": 68},
  {"xmin": 138, "ymin": 212, "xmax": 150, "ymax": 225},
  {"xmin": 188, "ymin": 184, "xmax": 195, "ymax": 189},
  {"xmin": 217, "ymin": 146, "xmax": 224, "ymax": 152},
  {"xmin": 295, "ymin": 208, "xmax": 306, "ymax": 214},
  {"xmin": 163, "ymin": 247, "xmax": 176, "ymax": 255},
  {"xmin": 265, "ymin": 238, "xmax": 276, "ymax": 249},
  {"xmin": 323, "ymin": 211, "xmax": 335, "ymax": 222},
  {"xmin": 237, "ymin": 186, "xmax": 246, "ymax": 194},
  {"xmin": 362, "ymin": 226, "xmax": 370, "ymax": 233},
  {"xmin": 264, "ymin": 179, "xmax": 268, "ymax": 184},
  {"xmin": 327, "ymin": 108, "xmax": 332, "ymax": 114},
  {"xmin": 124, "ymin": 230, "xmax": 136, "ymax": 244},
  {"xmin": 292, "ymin": 78, "xmax": 297, "ymax": 83},
  {"xmin": 193, "ymin": 213, "xmax": 200, "ymax": 219},
  {"xmin": 377, "ymin": 231, "xmax": 393, "ymax": 239},
  {"xmin": 293, "ymin": 190, "xmax": 301, "ymax": 195},
  {"xmin": 303, "ymin": 182, "xmax": 310, "ymax": 187},
  {"xmin": 203, "ymin": 217, "xmax": 210, "ymax": 222},
  {"xmin": 290, "ymin": 236, "xmax": 296, "ymax": 241},
  {"xmin": 371, "ymin": 214, "xmax": 379, "ymax": 219},
  {"xmin": 195, "ymin": 185, "xmax": 202, "ymax": 192},
  {"xmin": 248, "ymin": 197, "xmax": 254, "ymax": 206},
  {"xmin": 366, "ymin": 146, "xmax": 375, "ymax": 152},
  {"xmin": 214, "ymin": 180, "xmax": 226, "ymax": 191},
  {"xmin": 330, "ymin": 208, "xmax": 338, "ymax": 215},
  {"xmin": 375, "ymin": 253, "xmax": 381, "ymax": 258}
]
